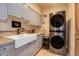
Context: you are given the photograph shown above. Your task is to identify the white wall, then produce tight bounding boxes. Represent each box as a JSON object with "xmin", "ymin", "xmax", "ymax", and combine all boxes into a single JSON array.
[{"xmin": 67, "ymin": 3, "xmax": 75, "ymax": 56}]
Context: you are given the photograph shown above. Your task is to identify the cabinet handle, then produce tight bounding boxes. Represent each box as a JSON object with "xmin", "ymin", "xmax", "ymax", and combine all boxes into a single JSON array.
[{"xmin": 3, "ymin": 48, "xmax": 6, "ymax": 50}]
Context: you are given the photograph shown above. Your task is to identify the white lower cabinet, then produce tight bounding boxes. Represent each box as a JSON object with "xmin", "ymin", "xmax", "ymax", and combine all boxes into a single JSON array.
[
  {"xmin": 28, "ymin": 38, "xmax": 42, "ymax": 56},
  {"xmin": 0, "ymin": 42, "xmax": 15, "ymax": 56},
  {"xmin": 15, "ymin": 37, "xmax": 43, "ymax": 56},
  {"xmin": 14, "ymin": 43, "xmax": 30, "ymax": 56},
  {"xmin": 36, "ymin": 39, "xmax": 42, "ymax": 51},
  {"xmin": 27, "ymin": 43, "xmax": 37, "ymax": 56}
]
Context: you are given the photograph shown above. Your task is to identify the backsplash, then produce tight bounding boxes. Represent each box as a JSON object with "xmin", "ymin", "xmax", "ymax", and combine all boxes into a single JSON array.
[
  {"xmin": 0, "ymin": 30, "xmax": 35, "ymax": 37},
  {"xmin": 0, "ymin": 31, "xmax": 17, "ymax": 37},
  {"xmin": 0, "ymin": 14, "xmax": 46, "ymax": 38},
  {"xmin": 0, "ymin": 15, "xmax": 33, "ymax": 31},
  {"xmin": 0, "ymin": 15, "xmax": 43, "ymax": 37}
]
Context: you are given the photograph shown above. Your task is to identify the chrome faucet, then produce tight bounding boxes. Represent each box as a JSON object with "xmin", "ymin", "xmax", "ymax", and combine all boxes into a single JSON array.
[{"xmin": 17, "ymin": 28, "xmax": 25, "ymax": 35}]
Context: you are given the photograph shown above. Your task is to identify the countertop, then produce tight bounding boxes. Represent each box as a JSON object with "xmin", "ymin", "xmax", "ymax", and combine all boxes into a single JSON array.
[
  {"xmin": 0, "ymin": 33, "xmax": 44, "ymax": 46},
  {"xmin": 0, "ymin": 37, "xmax": 14, "ymax": 46}
]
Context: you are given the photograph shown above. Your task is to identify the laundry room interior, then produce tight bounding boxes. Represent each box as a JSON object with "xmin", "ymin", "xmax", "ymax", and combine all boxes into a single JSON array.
[
  {"xmin": 0, "ymin": 3, "xmax": 76, "ymax": 56},
  {"xmin": 36, "ymin": 3, "xmax": 75, "ymax": 56}
]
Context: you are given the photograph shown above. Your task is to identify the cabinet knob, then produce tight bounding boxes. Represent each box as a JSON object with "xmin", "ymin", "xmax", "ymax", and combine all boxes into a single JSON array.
[{"xmin": 3, "ymin": 48, "xmax": 6, "ymax": 50}]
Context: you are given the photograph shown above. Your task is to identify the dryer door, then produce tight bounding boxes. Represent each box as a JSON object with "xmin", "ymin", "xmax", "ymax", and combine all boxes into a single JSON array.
[
  {"xmin": 50, "ymin": 14, "xmax": 64, "ymax": 28},
  {"xmin": 51, "ymin": 36, "xmax": 65, "ymax": 49}
]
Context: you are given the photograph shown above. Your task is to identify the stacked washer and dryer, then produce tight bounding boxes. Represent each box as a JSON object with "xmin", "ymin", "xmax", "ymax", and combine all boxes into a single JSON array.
[{"xmin": 49, "ymin": 11, "xmax": 67, "ymax": 55}]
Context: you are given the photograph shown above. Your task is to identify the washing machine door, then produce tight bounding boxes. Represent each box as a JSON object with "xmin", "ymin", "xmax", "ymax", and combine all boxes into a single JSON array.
[
  {"xmin": 50, "ymin": 14, "xmax": 64, "ymax": 27},
  {"xmin": 51, "ymin": 36, "xmax": 65, "ymax": 49}
]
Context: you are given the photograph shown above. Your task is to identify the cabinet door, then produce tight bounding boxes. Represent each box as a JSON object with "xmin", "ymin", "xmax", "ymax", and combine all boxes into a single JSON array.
[
  {"xmin": 0, "ymin": 42, "xmax": 14, "ymax": 56},
  {"xmin": 76, "ymin": 4, "xmax": 79, "ymax": 32},
  {"xmin": 35, "ymin": 36, "xmax": 43, "ymax": 53},
  {"xmin": 8, "ymin": 3, "xmax": 23, "ymax": 18},
  {"xmin": 37, "ymin": 37, "xmax": 43, "ymax": 49},
  {"xmin": 23, "ymin": 4, "xmax": 42, "ymax": 26},
  {"xmin": 27, "ymin": 39, "xmax": 42, "ymax": 56},
  {"xmin": 0, "ymin": 3, "xmax": 8, "ymax": 21},
  {"xmin": 32, "ymin": 11, "xmax": 42, "ymax": 26},
  {"xmin": 26, "ymin": 40, "xmax": 38, "ymax": 56},
  {"xmin": 23, "ymin": 4, "xmax": 32, "ymax": 20}
]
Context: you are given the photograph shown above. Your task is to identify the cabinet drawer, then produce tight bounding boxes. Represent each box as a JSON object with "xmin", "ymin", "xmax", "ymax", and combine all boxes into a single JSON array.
[
  {"xmin": 0, "ymin": 43, "xmax": 14, "ymax": 54},
  {"xmin": 0, "ymin": 49, "xmax": 14, "ymax": 56}
]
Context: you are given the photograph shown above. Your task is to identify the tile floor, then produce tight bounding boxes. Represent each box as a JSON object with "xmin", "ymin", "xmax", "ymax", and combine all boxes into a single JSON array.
[{"xmin": 36, "ymin": 48, "xmax": 60, "ymax": 56}]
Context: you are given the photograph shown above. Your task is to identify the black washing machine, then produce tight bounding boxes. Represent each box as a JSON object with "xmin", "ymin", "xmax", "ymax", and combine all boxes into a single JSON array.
[{"xmin": 49, "ymin": 11, "xmax": 66, "ymax": 55}]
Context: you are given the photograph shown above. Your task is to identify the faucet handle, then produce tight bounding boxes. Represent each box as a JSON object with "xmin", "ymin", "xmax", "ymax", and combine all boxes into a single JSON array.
[{"xmin": 21, "ymin": 28, "xmax": 25, "ymax": 30}]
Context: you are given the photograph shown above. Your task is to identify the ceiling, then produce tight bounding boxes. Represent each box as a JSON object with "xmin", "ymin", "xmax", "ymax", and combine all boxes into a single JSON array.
[{"xmin": 37, "ymin": 3, "xmax": 68, "ymax": 9}]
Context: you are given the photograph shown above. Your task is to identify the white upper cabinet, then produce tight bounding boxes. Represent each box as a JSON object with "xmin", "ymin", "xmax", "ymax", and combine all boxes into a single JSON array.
[
  {"xmin": 8, "ymin": 3, "xmax": 23, "ymax": 18},
  {"xmin": 23, "ymin": 4, "xmax": 33, "ymax": 20},
  {"xmin": 23, "ymin": 4, "xmax": 42, "ymax": 26},
  {"xmin": 7, "ymin": 3, "xmax": 42, "ymax": 26},
  {"xmin": 0, "ymin": 3, "xmax": 8, "ymax": 21}
]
